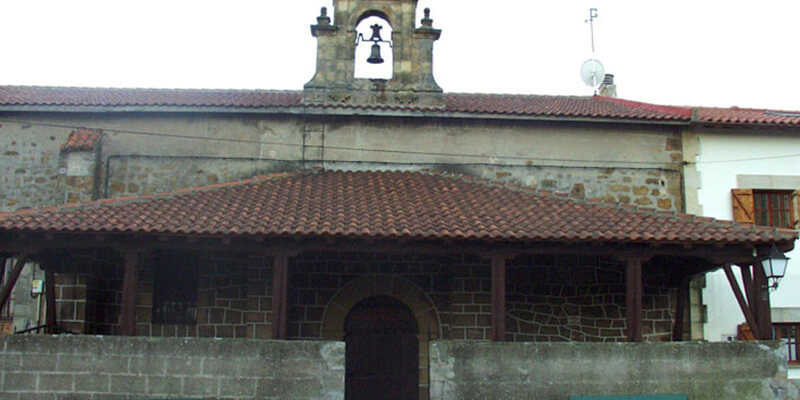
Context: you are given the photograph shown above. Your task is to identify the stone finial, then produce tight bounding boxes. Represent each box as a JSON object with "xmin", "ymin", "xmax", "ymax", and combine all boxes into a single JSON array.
[
  {"xmin": 421, "ymin": 8, "xmax": 433, "ymax": 28},
  {"xmin": 317, "ymin": 7, "xmax": 331, "ymax": 26}
]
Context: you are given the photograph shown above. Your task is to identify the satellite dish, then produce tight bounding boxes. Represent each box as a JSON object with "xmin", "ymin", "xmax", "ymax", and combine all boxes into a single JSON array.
[{"xmin": 580, "ymin": 59, "xmax": 605, "ymax": 88}]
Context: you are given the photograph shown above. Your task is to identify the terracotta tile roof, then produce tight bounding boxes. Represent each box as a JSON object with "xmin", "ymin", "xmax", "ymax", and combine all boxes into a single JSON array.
[
  {"xmin": 61, "ymin": 128, "xmax": 101, "ymax": 152},
  {"xmin": 447, "ymin": 94, "xmax": 691, "ymax": 121},
  {"xmin": 0, "ymin": 169, "xmax": 793, "ymax": 245},
  {"xmin": 0, "ymin": 86, "xmax": 691, "ymax": 122},
  {"xmin": 0, "ymin": 86, "xmax": 301, "ymax": 108},
  {"xmin": 601, "ymin": 96, "xmax": 800, "ymax": 127},
  {"xmin": 2, "ymin": 85, "xmax": 798, "ymax": 126},
  {"xmin": 695, "ymin": 106, "xmax": 800, "ymax": 126}
]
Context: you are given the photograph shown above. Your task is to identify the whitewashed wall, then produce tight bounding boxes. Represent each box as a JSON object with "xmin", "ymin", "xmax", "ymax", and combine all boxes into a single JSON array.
[{"xmin": 691, "ymin": 130, "xmax": 800, "ymax": 345}]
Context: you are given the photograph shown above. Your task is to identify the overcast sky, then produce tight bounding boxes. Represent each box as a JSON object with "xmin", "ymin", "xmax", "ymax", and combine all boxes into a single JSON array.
[{"xmin": 1, "ymin": 1, "xmax": 798, "ymax": 110}]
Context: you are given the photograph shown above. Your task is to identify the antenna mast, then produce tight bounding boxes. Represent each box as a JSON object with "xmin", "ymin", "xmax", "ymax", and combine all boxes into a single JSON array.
[{"xmin": 586, "ymin": 8, "xmax": 598, "ymax": 53}]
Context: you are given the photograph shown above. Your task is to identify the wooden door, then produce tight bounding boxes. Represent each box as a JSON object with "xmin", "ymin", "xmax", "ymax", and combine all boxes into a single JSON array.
[{"xmin": 345, "ymin": 296, "xmax": 419, "ymax": 400}]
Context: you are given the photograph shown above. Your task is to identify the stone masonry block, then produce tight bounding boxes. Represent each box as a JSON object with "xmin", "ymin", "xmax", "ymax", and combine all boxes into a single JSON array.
[
  {"xmin": 219, "ymin": 377, "xmax": 257, "ymax": 397},
  {"xmin": 74, "ymin": 373, "xmax": 110, "ymax": 392},
  {"xmin": 37, "ymin": 373, "xmax": 74, "ymax": 392},
  {"xmin": 146, "ymin": 376, "xmax": 182, "ymax": 395},
  {"xmin": 165, "ymin": 357, "xmax": 203, "ymax": 376},
  {"xmin": 4, "ymin": 372, "xmax": 38, "ymax": 391},
  {"xmin": 129, "ymin": 355, "xmax": 167, "ymax": 375},
  {"xmin": 109, "ymin": 375, "xmax": 147, "ymax": 395},
  {"xmin": 21, "ymin": 353, "xmax": 57, "ymax": 371},
  {"xmin": 182, "ymin": 376, "xmax": 219, "ymax": 396}
]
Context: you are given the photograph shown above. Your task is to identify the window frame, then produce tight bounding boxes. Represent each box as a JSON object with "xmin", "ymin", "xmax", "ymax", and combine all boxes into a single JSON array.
[
  {"xmin": 774, "ymin": 322, "xmax": 800, "ymax": 365},
  {"xmin": 753, "ymin": 190, "xmax": 795, "ymax": 229}
]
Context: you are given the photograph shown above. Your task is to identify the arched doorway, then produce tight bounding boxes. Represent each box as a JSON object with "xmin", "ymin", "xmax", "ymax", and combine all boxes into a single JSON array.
[{"xmin": 345, "ymin": 296, "xmax": 419, "ymax": 400}]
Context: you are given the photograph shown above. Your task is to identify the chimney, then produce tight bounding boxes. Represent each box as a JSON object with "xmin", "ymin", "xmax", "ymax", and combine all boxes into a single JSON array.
[{"xmin": 599, "ymin": 74, "xmax": 616, "ymax": 98}]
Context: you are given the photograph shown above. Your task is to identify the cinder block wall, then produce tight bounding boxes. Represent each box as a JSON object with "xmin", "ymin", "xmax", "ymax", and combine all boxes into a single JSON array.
[
  {"xmin": 429, "ymin": 341, "xmax": 798, "ymax": 400},
  {"xmin": 0, "ymin": 335, "xmax": 344, "ymax": 400}
]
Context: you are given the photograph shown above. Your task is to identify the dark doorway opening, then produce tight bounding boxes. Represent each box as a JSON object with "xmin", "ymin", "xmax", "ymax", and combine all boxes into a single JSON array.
[{"xmin": 345, "ymin": 296, "xmax": 419, "ymax": 400}]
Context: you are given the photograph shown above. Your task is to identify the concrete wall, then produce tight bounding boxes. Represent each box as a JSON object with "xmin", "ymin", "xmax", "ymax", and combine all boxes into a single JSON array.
[
  {"xmin": 429, "ymin": 341, "xmax": 797, "ymax": 400},
  {"xmin": 683, "ymin": 128, "xmax": 800, "ymax": 344},
  {"xmin": 0, "ymin": 335, "xmax": 344, "ymax": 400}
]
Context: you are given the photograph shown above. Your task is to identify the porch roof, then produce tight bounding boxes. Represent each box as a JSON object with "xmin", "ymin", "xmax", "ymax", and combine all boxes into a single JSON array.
[{"xmin": 0, "ymin": 169, "xmax": 794, "ymax": 247}]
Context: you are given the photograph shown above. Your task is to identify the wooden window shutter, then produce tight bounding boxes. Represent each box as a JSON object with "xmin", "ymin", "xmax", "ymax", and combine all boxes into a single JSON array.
[
  {"xmin": 731, "ymin": 189, "xmax": 755, "ymax": 223},
  {"xmin": 794, "ymin": 190, "xmax": 800, "ymax": 229}
]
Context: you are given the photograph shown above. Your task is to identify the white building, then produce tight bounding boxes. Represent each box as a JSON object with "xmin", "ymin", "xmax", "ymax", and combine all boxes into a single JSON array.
[{"xmin": 684, "ymin": 107, "xmax": 800, "ymax": 374}]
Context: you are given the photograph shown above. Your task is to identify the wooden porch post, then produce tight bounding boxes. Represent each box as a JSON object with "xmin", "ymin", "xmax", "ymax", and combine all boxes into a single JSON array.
[
  {"xmin": 490, "ymin": 254, "xmax": 507, "ymax": 342},
  {"xmin": 45, "ymin": 269, "xmax": 57, "ymax": 333},
  {"xmin": 625, "ymin": 258, "xmax": 643, "ymax": 342},
  {"xmin": 723, "ymin": 265, "xmax": 760, "ymax": 339},
  {"xmin": 120, "ymin": 250, "xmax": 139, "ymax": 336},
  {"xmin": 271, "ymin": 253, "xmax": 289, "ymax": 340},
  {"xmin": 0, "ymin": 255, "xmax": 29, "ymax": 312},
  {"xmin": 752, "ymin": 264, "xmax": 773, "ymax": 340}
]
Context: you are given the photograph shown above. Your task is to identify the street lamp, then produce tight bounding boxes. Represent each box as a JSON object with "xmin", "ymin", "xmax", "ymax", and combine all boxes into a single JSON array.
[{"xmin": 761, "ymin": 244, "xmax": 789, "ymax": 289}]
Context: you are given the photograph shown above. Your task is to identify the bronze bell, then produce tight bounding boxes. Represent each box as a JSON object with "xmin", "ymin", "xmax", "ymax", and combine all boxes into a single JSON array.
[{"xmin": 367, "ymin": 43, "xmax": 384, "ymax": 64}]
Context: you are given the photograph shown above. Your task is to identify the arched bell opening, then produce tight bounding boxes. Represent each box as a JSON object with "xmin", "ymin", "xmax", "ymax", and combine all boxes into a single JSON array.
[{"xmin": 354, "ymin": 14, "xmax": 393, "ymax": 80}]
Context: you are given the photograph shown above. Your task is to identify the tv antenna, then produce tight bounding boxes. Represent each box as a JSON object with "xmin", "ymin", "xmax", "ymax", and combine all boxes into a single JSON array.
[
  {"xmin": 585, "ymin": 8, "xmax": 598, "ymax": 53},
  {"xmin": 581, "ymin": 8, "xmax": 604, "ymax": 94}
]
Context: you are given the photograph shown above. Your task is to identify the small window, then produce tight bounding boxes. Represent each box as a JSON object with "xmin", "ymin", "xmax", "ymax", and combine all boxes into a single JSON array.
[
  {"xmin": 754, "ymin": 190, "xmax": 794, "ymax": 228},
  {"xmin": 152, "ymin": 253, "xmax": 198, "ymax": 325},
  {"xmin": 774, "ymin": 323, "xmax": 800, "ymax": 364}
]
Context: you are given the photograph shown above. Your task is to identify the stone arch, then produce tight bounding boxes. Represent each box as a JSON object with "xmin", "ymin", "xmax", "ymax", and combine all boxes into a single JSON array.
[
  {"xmin": 321, "ymin": 274, "xmax": 441, "ymax": 341},
  {"xmin": 352, "ymin": 10, "xmax": 394, "ymax": 80},
  {"xmin": 349, "ymin": 6, "xmax": 395, "ymax": 28},
  {"xmin": 353, "ymin": 9, "xmax": 392, "ymax": 27},
  {"xmin": 322, "ymin": 274, "xmax": 440, "ymax": 399}
]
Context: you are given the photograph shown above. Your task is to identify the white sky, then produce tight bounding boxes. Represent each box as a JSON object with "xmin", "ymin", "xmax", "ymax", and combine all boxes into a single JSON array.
[{"xmin": 1, "ymin": 1, "xmax": 799, "ymax": 110}]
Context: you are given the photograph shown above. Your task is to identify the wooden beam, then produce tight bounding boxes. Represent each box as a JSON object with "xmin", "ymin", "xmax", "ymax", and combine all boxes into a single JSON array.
[
  {"xmin": 491, "ymin": 254, "xmax": 507, "ymax": 342},
  {"xmin": 0, "ymin": 255, "xmax": 29, "ymax": 312},
  {"xmin": 625, "ymin": 258, "xmax": 643, "ymax": 342},
  {"xmin": 739, "ymin": 264, "xmax": 759, "ymax": 331},
  {"xmin": 120, "ymin": 250, "xmax": 139, "ymax": 336},
  {"xmin": 723, "ymin": 265, "xmax": 760, "ymax": 339},
  {"xmin": 45, "ymin": 269, "xmax": 57, "ymax": 334},
  {"xmin": 0, "ymin": 232, "xmax": 781, "ymax": 267},
  {"xmin": 271, "ymin": 253, "xmax": 289, "ymax": 340},
  {"xmin": 752, "ymin": 264, "xmax": 773, "ymax": 340}
]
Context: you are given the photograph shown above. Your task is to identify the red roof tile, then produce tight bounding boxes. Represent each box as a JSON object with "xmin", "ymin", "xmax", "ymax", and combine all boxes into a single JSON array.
[
  {"xmin": 61, "ymin": 128, "xmax": 101, "ymax": 152},
  {"xmin": 696, "ymin": 106, "xmax": 800, "ymax": 126},
  {"xmin": 2, "ymin": 85, "xmax": 798, "ymax": 126},
  {"xmin": 0, "ymin": 169, "xmax": 793, "ymax": 245},
  {"xmin": 601, "ymin": 96, "xmax": 800, "ymax": 127},
  {"xmin": 0, "ymin": 86, "xmax": 301, "ymax": 108},
  {"xmin": 448, "ymin": 94, "xmax": 691, "ymax": 121},
  {"xmin": 0, "ymin": 86, "xmax": 690, "ymax": 122}
]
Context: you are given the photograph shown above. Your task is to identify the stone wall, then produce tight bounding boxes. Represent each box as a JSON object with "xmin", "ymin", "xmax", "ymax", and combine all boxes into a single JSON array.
[
  {"xmin": 0, "ymin": 335, "xmax": 344, "ymax": 400},
  {"xmin": 54, "ymin": 251, "xmax": 679, "ymax": 343},
  {"xmin": 290, "ymin": 252, "xmax": 676, "ymax": 342},
  {"xmin": 75, "ymin": 251, "xmax": 276, "ymax": 340},
  {"xmin": 506, "ymin": 255, "xmax": 676, "ymax": 342},
  {"xmin": 0, "ymin": 114, "xmax": 684, "ymax": 214},
  {"xmin": 429, "ymin": 341, "xmax": 798, "ymax": 400}
]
